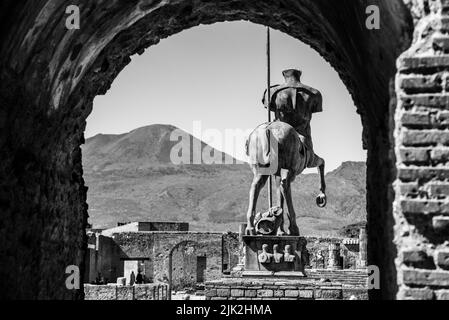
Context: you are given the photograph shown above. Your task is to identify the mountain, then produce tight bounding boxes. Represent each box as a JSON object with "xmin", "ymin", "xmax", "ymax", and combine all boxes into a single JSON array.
[{"xmin": 82, "ymin": 124, "xmax": 366, "ymax": 236}]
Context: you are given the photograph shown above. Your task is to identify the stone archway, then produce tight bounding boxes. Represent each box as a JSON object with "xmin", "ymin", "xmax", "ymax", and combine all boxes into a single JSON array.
[
  {"xmin": 168, "ymin": 240, "xmax": 208, "ymax": 293},
  {"xmin": 2, "ymin": 0, "xmax": 445, "ymax": 300}
]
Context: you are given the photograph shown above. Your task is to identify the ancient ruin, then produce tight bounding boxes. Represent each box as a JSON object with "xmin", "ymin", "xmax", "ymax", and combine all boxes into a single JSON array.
[
  {"xmin": 1, "ymin": 0, "xmax": 449, "ymax": 300},
  {"xmin": 82, "ymin": 221, "xmax": 368, "ymax": 300}
]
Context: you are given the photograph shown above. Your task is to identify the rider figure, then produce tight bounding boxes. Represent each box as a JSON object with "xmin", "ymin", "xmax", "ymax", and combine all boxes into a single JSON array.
[{"xmin": 262, "ymin": 68, "xmax": 324, "ymax": 169}]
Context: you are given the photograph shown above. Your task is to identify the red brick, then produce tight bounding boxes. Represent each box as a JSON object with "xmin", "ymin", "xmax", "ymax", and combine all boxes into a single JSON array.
[
  {"xmin": 403, "ymin": 268, "xmax": 449, "ymax": 287},
  {"xmin": 430, "ymin": 147, "xmax": 449, "ymax": 161},
  {"xmin": 399, "ymin": 75, "xmax": 443, "ymax": 93},
  {"xmin": 284, "ymin": 290, "xmax": 299, "ymax": 297},
  {"xmin": 217, "ymin": 288, "xmax": 230, "ymax": 297},
  {"xmin": 400, "ymin": 111, "xmax": 431, "ymax": 127},
  {"xmin": 400, "ymin": 94, "xmax": 449, "ymax": 109},
  {"xmin": 401, "ymin": 129, "xmax": 449, "ymax": 146},
  {"xmin": 426, "ymin": 182, "xmax": 449, "ymax": 197},
  {"xmin": 402, "ymin": 249, "xmax": 430, "ymax": 267},
  {"xmin": 399, "ymin": 199, "xmax": 449, "ymax": 214},
  {"xmin": 399, "ymin": 148, "xmax": 429, "ymax": 163},
  {"xmin": 399, "ymin": 287, "xmax": 435, "ymax": 300},
  {"xmin": 399, "ymin": 56, "xmax": 449, "ymax": 72},
  {"xmin": 398, "ymin": 166, "xmax": 449, "ymax": 182},
  {"xmin": 398, "ymin": 182, "xmax": 419, "ymax": 196}
]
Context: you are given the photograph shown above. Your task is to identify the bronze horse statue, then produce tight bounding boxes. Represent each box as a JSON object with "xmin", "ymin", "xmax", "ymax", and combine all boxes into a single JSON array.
[{"xmin": 245, "ymin": 120, "xmax": 327, "ymax": 236}]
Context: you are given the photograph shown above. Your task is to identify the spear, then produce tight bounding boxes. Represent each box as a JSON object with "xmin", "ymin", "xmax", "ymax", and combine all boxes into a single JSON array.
[{"xmin": 266, "ymin": 27, "xmax": 273, "ymax": 209}]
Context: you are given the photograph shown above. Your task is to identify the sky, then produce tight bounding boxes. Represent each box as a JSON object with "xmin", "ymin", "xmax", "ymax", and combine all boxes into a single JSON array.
[{"xmin": 86, "ymin": 21, "xmax": 366, "ymax": 172}]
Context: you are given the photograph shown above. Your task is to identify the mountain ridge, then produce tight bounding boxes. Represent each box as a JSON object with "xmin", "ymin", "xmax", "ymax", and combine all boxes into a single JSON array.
[{"xmin": 82, "ymin": 124, "xmax": 367, "ymax": 236}]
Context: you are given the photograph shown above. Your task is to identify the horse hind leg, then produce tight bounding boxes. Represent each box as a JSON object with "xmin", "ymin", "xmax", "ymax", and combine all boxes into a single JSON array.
[
  {"xmin": 245, "ymin": 174, "xmax": 269, "ymax": 235},
  {"xmin": 275, "ymin": 175, "xmax": 286, "ymax": 236},
  {"xmin": 280, "ymin": 174, "xmax": 300, "ymax": 236}
]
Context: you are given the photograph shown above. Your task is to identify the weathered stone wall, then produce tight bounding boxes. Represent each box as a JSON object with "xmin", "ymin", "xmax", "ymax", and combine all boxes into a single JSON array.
[
  {"xmin": 152, "ymin": 232, "xmax": 223, "ymax": 285},
  {"xmin": 222, "ymin": 232, "xmax": 241, "ymax": 272},
  {"xmin": 84, "ymin": 283, "xmax": 169, "ymax": 300},
  {"xmin": 394, "ymin": 0, "xmax": 449, "ymax": 300},
  {"xmin": 101, "ymin": 222, "xmax": 189, "ymax": 237}
]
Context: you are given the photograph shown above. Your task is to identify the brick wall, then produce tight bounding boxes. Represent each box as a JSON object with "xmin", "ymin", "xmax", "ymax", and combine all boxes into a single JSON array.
[{"xmin": 395, "ymin": 0, "xmax": 449, "ymax": 300}]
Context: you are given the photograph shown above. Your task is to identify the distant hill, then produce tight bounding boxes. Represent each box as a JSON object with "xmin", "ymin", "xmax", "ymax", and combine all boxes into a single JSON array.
[{"xmin": 82, "ymin": 124, "xmax": 367, "ymax": 236}]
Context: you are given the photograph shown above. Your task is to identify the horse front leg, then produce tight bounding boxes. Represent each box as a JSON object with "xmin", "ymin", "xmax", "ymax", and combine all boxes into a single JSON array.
[
  {"xmin": 316, "ymin": 157, "xmax": 327, "ymax": 208},
  {"xmin": 246, "ymin": 174, "xmax": 268, "ymax": 235}
]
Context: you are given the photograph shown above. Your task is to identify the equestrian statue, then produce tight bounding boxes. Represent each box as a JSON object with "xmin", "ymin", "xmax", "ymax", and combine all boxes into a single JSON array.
[{"xmin": 245, "ymin": 68, "xmax": 327, "ymax": 237}]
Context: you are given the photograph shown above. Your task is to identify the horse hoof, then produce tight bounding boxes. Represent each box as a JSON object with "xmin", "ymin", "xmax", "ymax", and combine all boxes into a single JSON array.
[
  {"xmin": 316, "ymin": 193, "xmax": 327, "ymax": 208},
  {"xmin": 289, "ymin": 228, "xmax": 300, "ymax": 236},
  {"xmin": 245, "ymin": 227, "xmax": 256, "ymax": 236}
]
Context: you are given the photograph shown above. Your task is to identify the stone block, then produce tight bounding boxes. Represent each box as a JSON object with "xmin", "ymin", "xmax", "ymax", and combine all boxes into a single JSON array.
[
  {"xmin": 299, "ymin": 290, "xmax": 314, "ymax": 299},
  {"xmin": 205, "ymin": 288, "xmax": 217, "ymax": 297},
  {"xmin": 217, "ymin": 288, "xmax": 230, "ymax": 297},
  {"xmin": 116, "ymin": 286, "xmax": 134, "ymax": 300},
  {"xmin": 134, "ymin": 285, "xmax": 149, "ymax": 300},
  {"xmin": 245, "ymin": 290, "xmax": 257, "ymax": 297},
  {"xmin": 257, "ymin": 289, "xmax": 273, "ymax": 298},
  {"xmin": 284, "ymin": 290, "xmax": 299, "ymax": 298},
  {"xmin": 231, "ymin": 289, "xmax": 244, "ymax": 297},
  {"xmin": 320, "ymin": 289, "xmax": 342, "ymax": 300},
  {"xmin": 85, "ymin": 285, "xmax": 116, "ymax": 300},
  {"xmin": 274, "ymin": 290, "xmax": 284, "ymax": 297}
]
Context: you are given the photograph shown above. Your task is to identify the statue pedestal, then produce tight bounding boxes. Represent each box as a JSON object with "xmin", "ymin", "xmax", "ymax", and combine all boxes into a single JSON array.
[{"xmin": 242, "ymin": 235, "xmax": 308, "ymax": 278}]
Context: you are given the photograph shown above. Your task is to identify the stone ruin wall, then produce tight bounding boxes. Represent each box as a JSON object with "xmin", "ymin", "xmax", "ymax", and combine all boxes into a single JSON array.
[
  {"xmin": 152, "ymin": 232, "xmax": 223, "ymax": 285},
  {"xmin": 84, "ymin": 283, "xmax": 169, "ymax": 300}
]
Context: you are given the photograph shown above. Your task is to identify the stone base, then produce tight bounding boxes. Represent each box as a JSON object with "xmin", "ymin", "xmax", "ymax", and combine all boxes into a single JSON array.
[
  {"xmin": 205, "ymin": 277, "xmax": 368, "ymax": 300},
  {"xmin": 243, "ymin": 235, "xmax": 308, "ymax": 273}
]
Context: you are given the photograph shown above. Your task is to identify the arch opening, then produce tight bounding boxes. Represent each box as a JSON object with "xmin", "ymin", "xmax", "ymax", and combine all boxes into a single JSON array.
[{"xmin": 0, "ymin": 0, "xmax": 414, "ymax": 299}]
